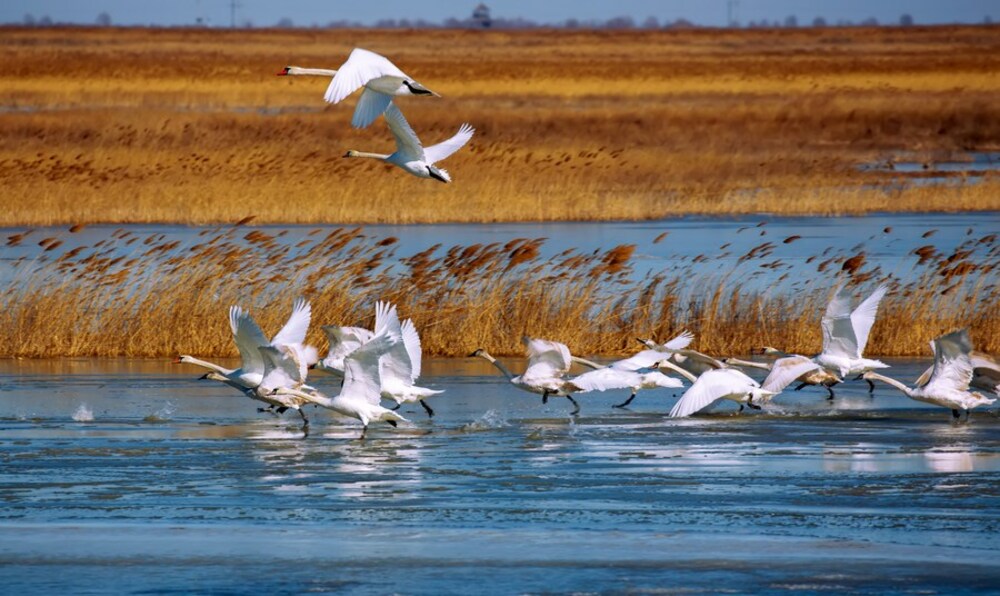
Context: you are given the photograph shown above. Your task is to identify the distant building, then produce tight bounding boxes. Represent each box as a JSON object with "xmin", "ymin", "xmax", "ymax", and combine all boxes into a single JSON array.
[{"xmin": 472, "ymin": 3, "xmax": 491, "ymax": 28}]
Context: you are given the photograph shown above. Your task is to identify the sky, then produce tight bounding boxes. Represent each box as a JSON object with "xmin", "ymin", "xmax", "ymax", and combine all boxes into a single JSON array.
[{"xmin": 2, "ymin": 0, "xmax": 995, "ymax": 28}]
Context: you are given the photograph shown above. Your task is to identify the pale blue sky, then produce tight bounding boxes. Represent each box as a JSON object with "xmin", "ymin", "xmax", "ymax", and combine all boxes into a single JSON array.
[{"xmin": 3, "ymin": 0, "xmax": 994, "ymax": 27}]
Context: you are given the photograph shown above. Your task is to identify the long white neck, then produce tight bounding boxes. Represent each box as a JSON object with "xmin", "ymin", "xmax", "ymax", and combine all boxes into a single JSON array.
[
  {"xmin": 347, "ymin": 151, "xmax": 390, "ymax": 160},
  {"xmin": 658, "ymin": 359, "xmax": 699, "ymax": 383},
  {"xmin": 286, "ymin": 67, "xmax": 338, "ymax": 77},
  {"xmin": 180, "ymin": 356, "xmax": 232, "ymax": 375},
  {"xmin": 865, "ymin": 372, "xmax": 913, "ymax": 397},
  {"xmin": 476, "ymin": 351, "xmax": 515, "ymax": 381},
  {"xmin": 571, "ymin": 356, "xmax": 603, "ymax": 370},
  {"xmin": 725, "ymin": 357, "xmax": 771, "ymax": 371},
  {"xmin": 279, "ymin": 387, "xmax": 336, "ymax": 409}
]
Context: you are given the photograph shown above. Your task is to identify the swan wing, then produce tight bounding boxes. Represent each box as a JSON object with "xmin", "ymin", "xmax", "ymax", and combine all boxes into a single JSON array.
[
  {"xmin": 761, "ymin": 356, "xmax": 821, "ymax": 394},
  {"xmin": 670, "ymin": 369, "xmax": 749, "ymax": 418},
  {"xmin": 321, "ymin": 325, "xmax": 372, "ymax": 359},
  {"xmin": 572, "ymin": 368, "xmax": 639, "ymax": 393},
  {"xmin": 324, "ymin": 48, "xmax": 407, "ymax": 105},
  {"xmin": 374, "ymin": 300, "xmax": 414, "ymax": 384},
  {"xmin": 400, "ymin": 318, "xmax": 423, "ymax": 382},
  {"xmin": 423, "ymin": 123, "xmax": 474, "ymax": 165},
  {"xmin": 343, "ymin": 326, "xmax": 399, "ymax": 406},
  {"xmin": 270, "ymin": 297, "xmax": 311, "ymax": 349},
  {"xmin": 926, "ymin": 329, "xmax": 974, "ymax": 392},
  {"xmin": 523, "ymin": 337, "xmax": 573, "ymax": 378},
  {"xmin": 353, "ymin": 88, "xmax": 393, "ymax": 128},
  {"xmin": 229, "ymin": 305, "xmax": 269, "ymax": 375},
  {"xmin": 850, "ymin": 285, "xmax": 887, "ymax": 355},
  {"xmin": 662, "ymin": 330, "xmax": 695, "ymax": 351},
  {"xmin": 383, "ymin": 103, "xmax": 425, "ymax": 162},
  {"xmin": 258, "ymin": 345, "xmax": 301, "ymax": 391},
  {"xmin": 610, "ymin": 349, "xmax": 670, "ymax": 372},
  {"xmin": 820, "ymin": 284, "xmax": 858, "ymax": 358}
]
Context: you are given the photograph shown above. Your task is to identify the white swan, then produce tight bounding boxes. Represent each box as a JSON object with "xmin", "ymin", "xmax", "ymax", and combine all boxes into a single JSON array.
[
  {"xmin": 635, "ymin": 332, "xmax": 730, "ymax": 377},
  {"xmin": 178, "ymin": 297, "xmax": 316, "ymax": 391},
  {"xmin": 323, "ymin": 48, "xmax": 438, "ymax": 128},
  {"xmin": 373, "ymin": 300, "xmax": 443, "ymax": 417},
  {"xmin": 277, "ymin": 315, "xmax": 408, "ymax": 440},
  {"xmin": 669, "ymin": 368, "xmax": 777, "ymax": 418},
  {"xmin": 864, "ymin": 329, "xmax": 996, "ymax": 420},
  {"xmin": 815, "ymin": 283, "xmax": 889, "ymax": 392},
  {"xmin": 915, "ymin": 349, "xmax": 1000, "ymax": 396},
  {"xmin": 313, "ymin": 325, "xmax": 374, "ymax": 377},
  {"xmin": 470, "ymin": 337, "xmax": 584, "ymax": 414},
  {"xmin": 726, "ymin": 349, "xmax": 842, "ymax": 399},
  {"xmin": 344, "ymin": 103, "xmax": 473, "ymax": 183}
]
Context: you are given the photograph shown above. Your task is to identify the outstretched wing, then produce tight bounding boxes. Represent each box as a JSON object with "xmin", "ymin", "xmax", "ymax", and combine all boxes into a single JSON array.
[
  {"xmin": 423, "ymin": 123, "xmax": 474, "ymax": 165},
  {"xmin": 229, "ymin": 305, "xmax": 269, "ymax": 375},
  {"xmin": 258, "ymin": 345, "xmax": 302, "ymax": 392},
  {"xmin": 383, "ymin": 103, "xmax": 425, "ymax": 162},
  {"xmin": 374, "ymin": 300, "xmax": 414, "ymax": 385},
  {"xmin": 400, "ymin": 319, "xmax": 423, "ymax": 382},
  {"xmin": 669, "ymin": 369, "xmax": 750, "ymax": 418},
  {"xmin": 324, "ymin": 48, "xmax": 407, "ymax": 105},
  {"xmin": 610, "ymin": 349, "xmax": 670, "ymax": 372},
  {"xmin": 926, "ymin": 329, "xmax": 974, "ymax": 392},
  {"xmin": 761, "ymin": 355, "xmax": 821, "ymax": 394},
  {"xmin": 321, "ymin": 325, "xmax": 372, "ymax": 359},
  {"xmin": 821, "ymin": 284, "xmax": 858, "ymax": 358},
  {"xmin": 352, "ymin": 88, "xmax": 393, "ymax": 128},
  {"xmin": 662, "ymin": 330, "xmax": 695, "ymax": 351},
  {"xmin": 572, "ymin": 368, "xmax": 640, "ymax": 393},
  {"xmin": 523, "ymin": 337, "xmax": 573, "ymax": 379},
  {"xmin": 343, "ymin": 326, "xmax": 399, "ymax": 406},
  {"xmin": 850, "ymin": 285, "xmax": 887, "ymax": 355},
  {"xmin": 271, "ymin": 297, "xmax": 311, "ymax": 348}
]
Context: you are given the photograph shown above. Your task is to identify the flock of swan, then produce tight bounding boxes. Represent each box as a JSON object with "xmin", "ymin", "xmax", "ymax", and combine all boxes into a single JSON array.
[
  {"xmin": 178, "ymin": 283, "xmax": 999, "ymax": 438},
  {"xmin": 277, "ymin": 48, "xmax": 473, "ymax": 183}
]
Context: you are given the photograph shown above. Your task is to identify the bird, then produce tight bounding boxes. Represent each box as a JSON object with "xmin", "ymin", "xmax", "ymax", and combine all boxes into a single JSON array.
[
  {"xmin": 372, "ymin": 300, "xmax": 443, "ymax": 417},
  {"xmin": 470, "ymin": 336, "xmax": 584, "ymax": 415},
  {"xmin": 726, "ymin": 349, "xmax": 842, "ymax": 399},
  {"xmin": 177, "ymin": 297, "xmax": 316, "ymax": 393},
  {"xmin": 915, "ymin": 349, "xmax": 1000, "ymax": 396},
  {"xmin": 312, "ymin": 325, "xmax": 374, "ymax": 377},
  {"xmin": 276, "ymin": 49, "xmax": 438, "ymax": 128},
  {"xmin": 863, "ymin": 329, "xmax": 995, "ymax": 421},
  {"xmin": 343, "ymin": 103, "xmax": 473, "ymax": 183},
  {"xmin": 276, "ymin": 313, "xmax": 408, "ymax": 440},
  {"xmin": 668, "ymin": 357, "xmax": 816, "ymax": 418},
  {"xmin": 814, "ymin": 283, "xmax": 889, "ymax": 393},
  {"xmin": 635, "ymin": 333, "xmax": 730, "ymax": 377}
]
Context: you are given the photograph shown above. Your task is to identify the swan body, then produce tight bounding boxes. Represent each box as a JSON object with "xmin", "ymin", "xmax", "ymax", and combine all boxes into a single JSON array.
[
  {"xmin": 373, "ymin": 300, "xmax": 443, "ymax": 417},
  {"xmin": 313, "ymin": 325, "xmax": 374, "ymax": 377},
  {"xmin": 864, "ymin": 329, "xmax": 995, "ymax": 420},
  {"xmin": 470, "ymin": 337, "xmax": 583, "ymax": 414},
  {"xmin": 815, "ymin": 284, "xmax": 889, "ymax": 380},
  {"xmin": 728, "ymin": 349, "xmax": 842, "ymax": 398},
  {"xmin": 344, "ymin": 103, "xmax": 473, "ymax": 183},
  {"xmin": 669, "ymin": 368, "xmax": 777, "ymax": 418},
  {"xmin": 915, "ymin": 350, "xmax": 1000, "ymax": 396},
  {"xmin": 572, "ymin": 364, "xmax": 684, "ymax": 408}
]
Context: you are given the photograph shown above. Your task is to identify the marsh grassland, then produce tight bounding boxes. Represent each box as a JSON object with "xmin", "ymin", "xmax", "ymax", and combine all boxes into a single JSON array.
[{"xmin": 1, "ymin": 25, "xmax": 999, "ymax": 225}]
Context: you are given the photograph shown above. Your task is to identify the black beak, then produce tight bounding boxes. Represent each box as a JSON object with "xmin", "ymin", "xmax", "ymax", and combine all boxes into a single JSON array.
[{"xmin": 198, "ymin": 373, "xmax": 210, "ymax": 380}]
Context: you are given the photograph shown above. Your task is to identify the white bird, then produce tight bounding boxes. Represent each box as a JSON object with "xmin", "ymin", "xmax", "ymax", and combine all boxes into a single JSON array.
[
  {"xmin": 178, "ymin": 297, "xmax": 316, "ymax": 392},
  {"xmin": 277, "ymin": 314, "xmax": 409, "ymax": 440},
  {"xmin": 470, "ymin": 336, "xmax": 584, "ymax": 414},
  {"xmin": 915, "ymin": 349, "xmax": 1000, "ymax": 396},
  {"xmin": 313, "ymin": 325, "xmax": 374, "ymax": 377},
  {"xmin": 815, "ymin": 283, "xmax": 889, "ymax": 393},
  {"xmin": 864, "ymin": 329, "xmax": 995, "ymax": 421},
  {"xmin": 635, "ymin": 332, "xmax": 730, "ymax": 377},
  {"xmin": 669, "ymin": 368, "xmax": 777, "ymax": 418},
  {"xmin": 373, "ymin": 301, "xmax": 443, "ymax": 417},
  {"xmin": 726, "ymin": 349, "xmax": 843, "ymax": 399},
  {"xmin": 343, "ymin": 103, "xmax": 473, "ymax": 183},
  {"xmin": 276, "ymin": 48, "xmax": 438, "ymax": 128}
]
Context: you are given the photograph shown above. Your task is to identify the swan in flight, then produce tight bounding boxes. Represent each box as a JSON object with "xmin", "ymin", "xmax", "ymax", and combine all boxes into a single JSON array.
[
  {"xmin": 470, "ymin": 337, "xmax": 584, "ymax": 414},
  {"xmin": 635, "ymin": 332, "xmax": 732, "ymax": 377},
  {"xmin": 815, "ymin": 284, "xmax": 889, "ymax": 393},
  {"xmin": 313, "ymin": 325, "xmax": 374, "ymax": 377},
  {"xmin": 726, "ymin": 348, "xmax": 842, "ymax": 399},
  {"xmin": 277, "ymin": 48, "xmax": 438, "ymax": 128},
  {"xmin": 863, "ymin": 329, "xmax": 996, "ymax": 421},
  {"xmin": 178, "ymin": 297, "xmax": 316, "ymax": 392},
  {"xmin": 277, "ymin": 315, "xmax": 408, "ymax": 439},
  {"xmin": 668, "ymin": 357, "xmax": 817, "ymax": 418},
  {"xmin": 915, "ymin": 349, "xmax": 1000, "ymax": 396},
  {"xmin": 373, "ymin": 301, "xmax": 443, "ymax": 417},
  {"xmin": 344, "ymin": 103, "xmax": 473, "ymax": 183}
]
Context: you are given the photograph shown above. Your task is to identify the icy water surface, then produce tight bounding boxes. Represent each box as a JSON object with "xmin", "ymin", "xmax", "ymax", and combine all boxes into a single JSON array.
[{"xmin": 2, "ymin": 359, "xmax": 1000, "ymax": 594}]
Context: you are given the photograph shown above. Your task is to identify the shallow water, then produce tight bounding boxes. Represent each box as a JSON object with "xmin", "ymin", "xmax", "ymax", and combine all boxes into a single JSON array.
[{"xmin": 2, "ymin": 358, "xmax": 999, "ymax": 594}]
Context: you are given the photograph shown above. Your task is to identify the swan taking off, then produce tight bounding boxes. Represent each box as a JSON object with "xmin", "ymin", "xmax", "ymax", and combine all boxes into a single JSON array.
[
  {"xmin": 915, "ymin": 349, "xmax": 1000, "ymax": 396},
  {"xmin": 470, "ymin": 337, "xmax": 584, "ymax": 415},
  {"xmin": 815, "ymin": 283, "xmax": 889, "ymax": 392},
  {"xmin": 727, "ymin": 348, "xmax": 842, "ymax": 399},
  {"xmin": 669, "ymin": 368, "xmax": 777, "ymax": 418},
  {"xmin": 864, "ymin": 329, "xmax": 996, "ymax": 421},
  {"xmin": 373, "ymin": 300, "xmax": 443, "ymax": 417},
  {"xmin": 344, "ymin": 103, "xmax": 473, "ymax": 183},
  {"xmin": 313, "ymin": 325, "xmax": 374, "ymax": 377}
]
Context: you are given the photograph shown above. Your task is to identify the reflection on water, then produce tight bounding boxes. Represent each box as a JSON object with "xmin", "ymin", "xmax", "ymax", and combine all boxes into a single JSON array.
[{"xmin": 1, "ymin": 358, "xmax": 999, "ymax": 593}]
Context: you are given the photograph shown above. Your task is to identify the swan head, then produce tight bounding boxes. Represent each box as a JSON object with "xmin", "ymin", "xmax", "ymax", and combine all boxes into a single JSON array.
[
  {"xmin": 635, "ymin": 337, "xmax": 656, "ymax": 348},
  {"xmin": 754, "ymin": 346, "xmax": 782, "ymax": 355},
  {"xmin": 344, "ymin": 150, "xmax": 360, "ymax": 158},
  {"xmin": 276, "ymin": 66, "xmax": 293, "ymax": 76},
  {"xmin": 175, "ymin": 354, "xmax": 195, "ymax": 365},
  {"xmin": 469, "ymin": 348, "xmax": 485, "ymax": 358},
  {"xmin": 403, "ymin": 80, "xmax": 439, "ymax": 97}
]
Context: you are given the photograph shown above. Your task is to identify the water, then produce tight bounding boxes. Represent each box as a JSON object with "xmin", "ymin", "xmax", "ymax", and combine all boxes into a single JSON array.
[{"xmin": 2, "ymin": 358, "xmax": 999, "ymax": 594}]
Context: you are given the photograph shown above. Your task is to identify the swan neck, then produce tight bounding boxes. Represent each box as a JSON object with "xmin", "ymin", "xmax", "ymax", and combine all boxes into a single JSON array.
[
  {"xmin": 181, "ymin": 356, "xmax": 230, "ymax": 375},
  {"xmin": 866, "ymin": 372, "xmax": 912, "ymax": 396},
  {"xmin": 348, "ymin": 151, "xmax": 390, "ymax": 160},
  {"xmin": 289, "ymin": 67, "xmax": 338, "ymax": 76},
  {"xmin": 477, "ymin": 351, "xmax": 514, "ymax": 380},
  {"xmin": 571, "ymin": 356, "xmax": 603, "ymax": 370},
  {"xmin": 658, "ymin": 359, "xmax": 699, "ymax": 383}
]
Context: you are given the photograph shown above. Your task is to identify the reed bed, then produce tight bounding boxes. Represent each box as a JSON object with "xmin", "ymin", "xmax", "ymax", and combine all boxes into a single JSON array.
[
  {"xmin": 1, "ymin": 26, "xmax": 999, "ymax": 225},
  {"xmin": 2, "ymin": 223, "xmax": 997, "ymax": 359}
]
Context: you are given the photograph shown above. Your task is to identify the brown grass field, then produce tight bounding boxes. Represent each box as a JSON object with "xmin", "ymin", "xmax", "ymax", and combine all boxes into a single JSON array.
[{"xmin": 1, "ymin": 25, "xmax": 999, "ymax": 225}]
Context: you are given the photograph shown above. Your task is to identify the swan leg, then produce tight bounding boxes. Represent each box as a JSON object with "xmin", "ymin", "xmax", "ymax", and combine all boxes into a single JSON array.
[
  {"xmin": 738, "ymin": 404, "xmax": 745, "ymax": 413},
  {"xmin": 794, "ymin": 382, "xmax": 807, "ymax": 392},
  {"xmin": 951, "ymin": 409, "xmax": 961, "ymax": 420},
  {"xmin": 613, "ymin": 390, "xmax": 637, "ymax": 409},
  {"xmin": 419, "ymin": 400, "xmax": 435, "ymax": 418},
  {"xmin": 390, "ymin": 402, "xmax": 402, "ymax": 411},
  {"xmin": 541, "ymin": 390, "xmax": 550, "ymax": 405},
  {"xmin": 866, "ymin": 379, "xmax": 876, "ymax": 395},
  {"xmin": 566, "ymin": 395, "xmax": 581, "ymax": 416},
  {"xmin": 359, "ymin": 425, "xmax": 368, "ymax": 441},
  {"xmin": 826, "ymin": 386, "xmax": 835, "ymax": 400},
  {"xmin": 298, "ymin": 408, "xmax": 309, "ymax": 426}
]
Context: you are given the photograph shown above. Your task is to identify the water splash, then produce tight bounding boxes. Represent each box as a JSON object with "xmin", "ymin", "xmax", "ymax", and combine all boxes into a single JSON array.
[
  {"xmin": 143, "ymin": 401, "xmax": 176, "ymax": 423},
  {"xmin": 459, "ymin": 409, "xmax": 509, "ymax": 432},
  {"xmin": 72, "ymin": 403, "xmax": 94, "ymax": 422}
]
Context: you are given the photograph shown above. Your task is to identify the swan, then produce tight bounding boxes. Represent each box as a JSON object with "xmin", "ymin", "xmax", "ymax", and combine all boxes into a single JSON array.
[
  {"xmin": 470, "ymin": 336, "xmax": 584, "ymax": 414},
  {"xmin": 178, "ymin": 297, "xmax": 316, "ymax": 391},
  {"xmin": 343, "ymin": 103, "xmax": 473, "ymax": 183},
  {"xmin": 815, "ymin": 283, "xmax": 889, "ymax": 393},
  {"xmin": 915, "ymin": 349, "xmax": 1000, "ymax": 396},
  {"xmin": 863, "ymin": 329, "xmax": 995, "ymax": 420},
  {"xmin": 725, "ymin": 349, "xmax": 842, "ymax": 399},
  {"xmin": 313, "ymin": 325, "xmax": 374, "ymax": 377},
  {"xmin": 635, "ymin": 333, "xmax": 731, "ymax": 377},
  {"xmin": 373, "ymin": 300, "xmax": 443, "ymax": 417},
  {"xmin": 668, "ymin": 357, "xmax": 815, "ymax": 418},
  {"xmin": 276, "ymin": 315, "xmax": 408, "ymax": 440},
  {"xmin": 324, "ymin": 48, "xmax": 438, "ymax": 128}
]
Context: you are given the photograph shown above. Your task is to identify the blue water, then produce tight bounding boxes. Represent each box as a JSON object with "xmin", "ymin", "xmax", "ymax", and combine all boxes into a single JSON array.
[{"xmin": 1, "ymin": 358, "xmax": 999, "ymax": 594}]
